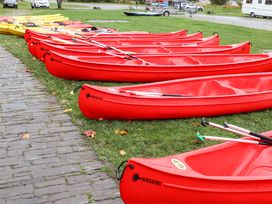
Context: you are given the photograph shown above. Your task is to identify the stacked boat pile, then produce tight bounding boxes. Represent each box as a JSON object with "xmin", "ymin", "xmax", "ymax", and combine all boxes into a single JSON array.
[
  {"xmin": 25, "ymin": 28, "xmax": 272, "ymax": 120},
  {"xmin": 0, "ymin": 14, "xmax": 116, "ymax": 37},
  {"xmin": 19, "ymin": 26, "xmax": 272, "ymax": 203}
]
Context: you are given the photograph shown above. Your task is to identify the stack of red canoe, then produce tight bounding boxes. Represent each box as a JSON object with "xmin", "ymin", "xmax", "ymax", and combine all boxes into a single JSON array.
[
  {"xmin": 24, "ymin": 28, "xmax": 272, "ymax": 120},
  {"xmin": 24, "ymin": 27, "xmax": 272, "ymax": 204}
]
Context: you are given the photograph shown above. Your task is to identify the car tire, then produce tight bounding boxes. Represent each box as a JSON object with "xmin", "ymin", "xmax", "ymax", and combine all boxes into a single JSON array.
[
  {"xmin": 163, "ymin": 11, "xmax": 170, "ymax": 16},
  {"xmin": 198, "ymin": 7, "xmax": 203, "ymax": 12},
  {"xmin": 250, "ymin": 12, "xmax": 255, "ymax": 17},
  {"xmin": 15, "ymin": 5, "xmax": 18, "ymax": 8}
]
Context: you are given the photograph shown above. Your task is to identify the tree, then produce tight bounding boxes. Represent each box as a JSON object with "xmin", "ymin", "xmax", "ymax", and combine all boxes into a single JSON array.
[
  {"xmin": 57, "ymin": 0, "xmax": 62, "ymax": 8},
  {"xmin": 210, "ymin": 0, "xmax": 227, "ymax": 5}
]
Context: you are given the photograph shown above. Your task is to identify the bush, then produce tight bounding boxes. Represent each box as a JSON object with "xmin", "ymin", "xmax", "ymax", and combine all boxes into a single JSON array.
[{"xmin": 210, "ymin": 0, "xmax": 227, "ymax": 5}]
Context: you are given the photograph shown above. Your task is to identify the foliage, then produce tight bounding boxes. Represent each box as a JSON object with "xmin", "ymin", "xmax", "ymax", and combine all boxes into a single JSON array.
[{"xmin": 210, "ymin": 0, "xmax": 227, "ymax": 5}]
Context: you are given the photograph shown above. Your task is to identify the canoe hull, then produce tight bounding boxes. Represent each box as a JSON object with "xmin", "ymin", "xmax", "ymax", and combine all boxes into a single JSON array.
[
  {"xmin": 120, "ymin": 131, "xmax": 272, "ymax": 204},
  {"xmin": 44, "ymin": 52, "xmax": 272, "ymax": 82},
  {"xmin": 27, "ymin": 34, "xmax": 219, "ymax": 58},
  {"xmin": 78, "ymin": 73, "xmax": 272, "ymax": 120},
  {"xmin": 36, "ymin": 41, "xmax": 251, "ymax": 62}
]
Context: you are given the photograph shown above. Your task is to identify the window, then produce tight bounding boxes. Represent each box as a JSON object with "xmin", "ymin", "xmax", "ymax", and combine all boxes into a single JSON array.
[
  {"xmin": 246, "ymin": 0, "xmax": 252, "ymax": 4},
  {"xmin": 258, "ymin": 0, "xmax": 262, "ymax": 3},
  {"xmin": 265, "ymin": 0, "xmax": 272, "ymax": 4}
]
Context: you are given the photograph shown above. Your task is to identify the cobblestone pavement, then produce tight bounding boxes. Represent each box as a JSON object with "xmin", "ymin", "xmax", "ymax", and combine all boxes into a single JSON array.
[{"xmin": 0, "ymin": 46, "xmax": 123, "ymax": 203}]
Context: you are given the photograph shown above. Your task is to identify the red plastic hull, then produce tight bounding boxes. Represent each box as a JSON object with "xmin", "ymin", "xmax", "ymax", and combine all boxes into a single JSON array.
[
  {"xmin": 27, "ymin": 35, "xmax": 220, "ymax": 58},
  {"xmin": 35, "ymin": 41, "xmax": 251, "ymax": 62},
  {"xmin": 120, "ymin": 131, "xmax": 272, "ymax": 204},
  {"xmin": 78, "ymin": 73, "xmax": 272, "ymax": 120},
  {"xmin": 24, "ymin": 29, "xmax": 188, "ymax": 41},
  {"xmin": 44, "ymin": 52, "xmax": 272, "ymax": 82},
  {"xmin": 25, "ymin": 30, "xmax": 197, "ymax": 42}
]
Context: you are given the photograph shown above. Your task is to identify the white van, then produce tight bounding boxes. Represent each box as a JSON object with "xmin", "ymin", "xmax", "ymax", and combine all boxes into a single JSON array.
[
  {"xmin": 31, "ymin": 0, "xmax": 50, "ymax": 9},
  {"xmin": 242, "ymin": 0, "xmax": 272, "ymax": 17}
]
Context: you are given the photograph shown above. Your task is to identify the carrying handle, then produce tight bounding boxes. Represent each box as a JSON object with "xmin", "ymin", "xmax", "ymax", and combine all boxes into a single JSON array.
[{"xmin": 116, "ymin": 160, "xmax": 134, "ymax": 181}]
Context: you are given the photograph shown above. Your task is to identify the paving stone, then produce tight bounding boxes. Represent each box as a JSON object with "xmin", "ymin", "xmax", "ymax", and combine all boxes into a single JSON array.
[
  {"xmin": 6, "ymin": 197, "xmax": 37, "ymax": 204},
  {"xmin": 0, "ymin": 46, "xmax": 123, "ymax": 203},
  {"xmin": 34, "ymin": 184, "xmax": 66, "ymax": 197},
  {"xmin": 0, "ymin": 184, "xmax": 34, "ymax": 199},
  {"xmin": 67, "ymin": 182, "xmax": 92, "ymax": 195},
  {"xmin": 34, "ymin": 178, "xmax": 66, "ymax": 188},
  {"xmin": 95, "ymin": 198, "xmax": 124, "ymax": 204},
  {"xmin": 53, "ymin": 195, "xmax": 88, "ymax": 204},
  {"xmin": 48, "ymin": 192, "xmax": 71, "ymax": 202}
]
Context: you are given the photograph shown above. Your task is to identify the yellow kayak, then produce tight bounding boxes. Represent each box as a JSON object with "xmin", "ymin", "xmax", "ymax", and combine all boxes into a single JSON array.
[{"xmin": 0, "ymin": 23, "xmax": 10, "ymax": 34}]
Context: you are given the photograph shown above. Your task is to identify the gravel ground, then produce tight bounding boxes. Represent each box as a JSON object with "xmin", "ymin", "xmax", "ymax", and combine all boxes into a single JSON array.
[
  {"xmin": 175, "ymin": 13, "xmax": 272, "ymax": 31},
  {"xmin": 63, "ymin": 2, "xmax": 145, "ymax": 10}
]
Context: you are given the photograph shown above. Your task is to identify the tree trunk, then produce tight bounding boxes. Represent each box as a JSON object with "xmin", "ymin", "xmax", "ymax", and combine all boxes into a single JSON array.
[{"xmin": 57, "ymin": 0, "xmax": 62, "ymax": 9}]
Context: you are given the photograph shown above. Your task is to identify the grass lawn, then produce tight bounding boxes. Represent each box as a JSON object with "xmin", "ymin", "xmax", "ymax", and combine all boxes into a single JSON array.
[{"xmin": 0, "ymin": 6, "xmax": 271, "ymax": 178}]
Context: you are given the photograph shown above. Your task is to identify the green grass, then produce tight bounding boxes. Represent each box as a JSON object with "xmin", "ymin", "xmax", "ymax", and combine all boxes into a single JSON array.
[{"xmin": 0, "ymin": 8, "xmax": 271, "ymax": 178}]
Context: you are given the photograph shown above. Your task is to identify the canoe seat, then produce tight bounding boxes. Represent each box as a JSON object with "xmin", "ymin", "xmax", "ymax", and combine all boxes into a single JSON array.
[
  {"xmin": 200, "ymin": 80, "xmax": 247, "ymax": 96},
  {"xmin": 238, "ymin": 148, "xmax": 272, "ymax": 176},
  {"xmin": 167, "ymin": 56, "xmax": 201, "ymax": 65}
]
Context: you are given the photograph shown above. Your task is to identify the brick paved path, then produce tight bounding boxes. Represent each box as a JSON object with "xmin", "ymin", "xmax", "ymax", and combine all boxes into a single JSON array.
[{"xmin": 0, "ymin": 46, "xmax": 123, "ymax": 203}]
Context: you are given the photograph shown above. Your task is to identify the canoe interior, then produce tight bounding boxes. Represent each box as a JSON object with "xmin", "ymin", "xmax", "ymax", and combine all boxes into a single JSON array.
[
  {"xmin": 131, "ymin": 131, "xmax": 272, "ymax": 178},
  {"xmin": 118, "ymin": 74, "xmax": 272, "ymax": 97},
  {"xmin": 186, "ymin": 142, "xmax": 272, "ymax": 177},
  {"xmin": 74, "ymin": 54, "xmax": 270, "ymax": 66},
  {"xmin": 42, "ymin": 43, "xmax": 245, "ymax": 54}
]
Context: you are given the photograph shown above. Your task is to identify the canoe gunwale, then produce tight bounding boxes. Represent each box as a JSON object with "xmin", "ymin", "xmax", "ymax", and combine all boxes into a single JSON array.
[{"xmin": 48, "ymin": 51, "xmax": 272, "ymax": 69}]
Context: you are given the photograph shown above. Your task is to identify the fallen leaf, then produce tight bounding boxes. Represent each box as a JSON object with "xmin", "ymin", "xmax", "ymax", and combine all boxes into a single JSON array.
[
  {"xmin": 119, "ymin": 150, "xmax": 127, "ymax": 156},
  {"xmin": 83, "ymin": 130, "xmax": 96, "ymax": 138},
  {"xmin": 25, "ymin": 68, "xmax": 32, "ymax": 73},
  {"xmin": 63, "ymin": 108, "xmax": 72, "ymax": 113},
  {"xmin": 115, "ymin": 129, "xmax": 128, "ymax": 136},
  {"xmin": 21, "ymin": 133, "xmax": 30, "ymax": 140},
  {"xmin": 52, "ymin": 91, "xmax": 56, "ymax": 96},
  {"xmin": 32, "ymin": 57, "xmax": 36, "ymax": 61}
]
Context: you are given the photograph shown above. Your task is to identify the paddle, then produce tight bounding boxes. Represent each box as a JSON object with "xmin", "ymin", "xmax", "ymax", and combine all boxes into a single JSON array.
[
  {"xmin": 196, "ymin": 132, "xmax": 271, "ymax": 146},
  {"xmin": 119, "ymin": 90, "xmax": 192, "ymax": 97},
  {"xmin": 45, "ymin": 30, "xmax": 152, "ymax": 65},
  {"xmin": 224, "ymin": 122, "xmax": 272, "ymax": 145},
  {"xmin": 70, "ymin": 37, "xmax": 152, "ymax": 65},
  {"xmin": 201, "ymin": 118, "xmax": 272, "ymax": 144}
]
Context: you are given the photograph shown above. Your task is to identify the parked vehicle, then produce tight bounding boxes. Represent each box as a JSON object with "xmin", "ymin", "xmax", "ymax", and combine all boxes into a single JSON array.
[
  {"xmin": 242, "ymin": 0, "xmax": 272, "ymax": 17},
  {"xmin": 31, "ymin": 0, "xmax": 50, "ymax": 9},
  {"xmin": 3, "ymin": 0, "xmax": 18, "ymax": 8},
  {"xmin": 184, "ymin": 2, "xmax": 204, "ymax": 12}
]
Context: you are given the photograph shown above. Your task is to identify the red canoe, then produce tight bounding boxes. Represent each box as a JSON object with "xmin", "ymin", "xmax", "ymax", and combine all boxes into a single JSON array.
[
  {"xmin": 25, "ymin": 29, "xmax": 191, "ymax": 41},
  {"xmin": 24, "ymin": 29, "xmax": 188, "ymax": 41},
  {"xmin": 36, "ymin": 41, "xmax": 251, "ymax": 61},
  {"xmin": 78, "ymin": 72, "xmax": 272, "ymax": 120},
  {"xmin": 26, "ymin": 32, "xmax": 207, "ymax": 45},
  {"xmin": 29, "ymin": 34, "xmax": 219, "ymax": 59},
  {"xmin": 44, "ymin": 52, "xmax": 272, "ymax": 82},
  {"xmin": 119, "ymin": 130, "xmax": 272, "ymax": 204}
]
